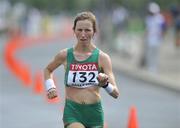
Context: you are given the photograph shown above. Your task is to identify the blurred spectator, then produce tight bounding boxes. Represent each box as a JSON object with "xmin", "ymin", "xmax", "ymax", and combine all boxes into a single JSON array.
[
  {"xmin": 11, "ymin": 2, "xmax": 27, "ymax": 35},
  {"xmin": 170, "ymin": 4, "xmax": 180, "ymax": 47},
  {"xmin": 26, "ymin": 8, "xmax": 42, "ymax": 36},
  {"xmin": 41, "ymin": 12, "xmax": 52, "ymax": 35},
  {"xmin": 112, "ymin": 6, "xmax": 129, "ymax": 36},
  {"xmin": 142, "ymin": 2, "xmax": 166, "ymax": 72},
  {"xmin": 0, "ymin": 0, "xmax": 11, "ymax": 33}
]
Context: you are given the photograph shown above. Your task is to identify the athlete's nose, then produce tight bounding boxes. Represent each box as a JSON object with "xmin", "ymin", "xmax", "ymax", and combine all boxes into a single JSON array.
[{"xmin": 81, "ymin": 31, "xmax": 86, "ymax": 37}]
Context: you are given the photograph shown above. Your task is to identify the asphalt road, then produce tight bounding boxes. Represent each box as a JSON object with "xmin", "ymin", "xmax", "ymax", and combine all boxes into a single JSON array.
[{"xmin": 1, "ymin": 36, "xmax": 180, "ymax": 128}]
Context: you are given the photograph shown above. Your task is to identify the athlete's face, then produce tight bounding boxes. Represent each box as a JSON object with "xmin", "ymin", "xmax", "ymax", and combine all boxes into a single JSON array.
[{"xmin": 74, "ymin": 19, "xmax": 94, "ymax": 44}]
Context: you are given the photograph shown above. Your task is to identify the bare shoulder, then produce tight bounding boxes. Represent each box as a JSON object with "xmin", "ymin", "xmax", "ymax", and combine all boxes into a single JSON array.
[
  {"xmin": 55, "ymin": 48, "xmax": 68, "ymax": 60},
  {"xmin": 99, "ymin": 50, "xmax": 112, "ymax": 67},
  {"xmin": 45, "ymin": 48, "xmax": 68, "ymax": 71},
  {"xmin": 52, "ymin": 48, "xmax": 68, "ymax": 66},
  {"xmin": 99, "ymin": 50, "xmax": 111, "ymax": 61}
]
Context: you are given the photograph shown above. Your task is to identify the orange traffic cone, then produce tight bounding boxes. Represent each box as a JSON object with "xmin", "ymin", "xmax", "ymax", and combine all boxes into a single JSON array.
[
  {"xmin": 4, "ymin": 37, "xmax": 32, "ymax": 86},
  {"xmin": 20, "ymin": 64, "xmax": 32, "ymax": 86},
  {"xmin": 34, "ymin": 72, "xmax": 44, "ymax": 94},
  {"xmin": 128, "ymin": 106, "xmax": 139, "ymax": 128}
]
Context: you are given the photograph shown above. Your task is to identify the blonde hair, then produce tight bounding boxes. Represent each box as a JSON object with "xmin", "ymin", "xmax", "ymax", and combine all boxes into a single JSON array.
[{"xmin": 73, "ymin": 11, "xmax": 97, "ymax": 33}]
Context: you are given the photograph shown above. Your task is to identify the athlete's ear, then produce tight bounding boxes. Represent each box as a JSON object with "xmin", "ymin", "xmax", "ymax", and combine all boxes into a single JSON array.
[
  {"xmin": 72, "ymin": 28, "xmax": 75, "ymax": 34},
  {"xmin": 73, "ymin": 29, "xmax": 76, "ymax": 36}
]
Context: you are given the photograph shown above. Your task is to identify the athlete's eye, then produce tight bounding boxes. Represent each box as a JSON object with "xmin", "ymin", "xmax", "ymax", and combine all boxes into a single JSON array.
[
  {"xmin": 77, "ymin": 29, "xmax": 82, "ymax": 32},
  {"xmin": 85, "ymin": 29, "xmax": 91, "ymax": 32}
]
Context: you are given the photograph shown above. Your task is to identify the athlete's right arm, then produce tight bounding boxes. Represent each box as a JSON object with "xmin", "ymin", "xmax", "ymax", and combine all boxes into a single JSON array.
[{"xmin": 44, "ymin": 49, "xmax": 67, "ymax": 99}]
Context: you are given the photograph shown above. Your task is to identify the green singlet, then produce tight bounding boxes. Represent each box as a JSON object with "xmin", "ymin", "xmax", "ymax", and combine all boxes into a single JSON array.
[
  {"xmin": 64, "ymin": 47, "xmax": 102, "ymax": 88},
  {"xmin": 63, "ymin": 48, "xmax": 104, "ymax": 128}
]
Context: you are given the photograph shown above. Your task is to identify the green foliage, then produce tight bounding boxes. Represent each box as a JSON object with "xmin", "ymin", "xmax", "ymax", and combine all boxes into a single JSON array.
[{"xmin": 10, "ymin": 0, "xmax": 179, "ymax": 14}]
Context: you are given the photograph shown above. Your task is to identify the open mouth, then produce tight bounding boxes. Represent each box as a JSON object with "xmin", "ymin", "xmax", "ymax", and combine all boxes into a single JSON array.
[{"xmin": 80, "ymin": 39, "xmax": 87, "ymax": 41}]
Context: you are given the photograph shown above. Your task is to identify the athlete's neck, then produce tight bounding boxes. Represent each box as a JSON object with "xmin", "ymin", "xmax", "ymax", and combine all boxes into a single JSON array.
[{"xmin": 74, "ymin": 42, "xmax": 96, "ymax": 53}]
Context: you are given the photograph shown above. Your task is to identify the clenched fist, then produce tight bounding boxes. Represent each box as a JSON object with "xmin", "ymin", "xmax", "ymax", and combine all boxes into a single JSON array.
[
  {"xmin": 97, "ymin": 73, "xmax": 109, "ymax": 87},
  {"xmin": 47, "ymin": 88, "xmax": 58, "ymax": 99}
]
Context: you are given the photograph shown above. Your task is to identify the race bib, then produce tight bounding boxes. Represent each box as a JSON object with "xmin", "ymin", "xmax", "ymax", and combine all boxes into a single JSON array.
[{"xmin": 67, "ymin": 62, "xmax": 99, "ymax": 88}]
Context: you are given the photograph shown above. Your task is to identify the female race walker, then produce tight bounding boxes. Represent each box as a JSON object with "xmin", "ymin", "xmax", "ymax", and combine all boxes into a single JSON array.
[{"xmin": 44, "ymin": 11, "xmax": 120, "ymax": 128}]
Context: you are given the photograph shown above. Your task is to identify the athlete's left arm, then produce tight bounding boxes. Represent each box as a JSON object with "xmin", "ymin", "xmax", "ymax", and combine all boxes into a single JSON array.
[{"xmin": 99, "ymin": 52, "xmax": 120, "ymax": 98}]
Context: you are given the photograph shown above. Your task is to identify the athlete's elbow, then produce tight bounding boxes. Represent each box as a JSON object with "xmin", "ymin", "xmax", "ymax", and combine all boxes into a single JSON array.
[{"xmin": 44, "ymin": 67, "xmax": 53, "ymax": 74}]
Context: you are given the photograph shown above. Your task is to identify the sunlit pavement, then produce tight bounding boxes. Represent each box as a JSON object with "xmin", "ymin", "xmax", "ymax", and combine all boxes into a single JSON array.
[{"xmin": 1, "ymin": 35, "xmax": 180, "ymax": 128}]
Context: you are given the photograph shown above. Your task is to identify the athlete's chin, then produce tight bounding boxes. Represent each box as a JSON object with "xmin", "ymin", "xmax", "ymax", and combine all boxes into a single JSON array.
[{"xmin": 79, "ymin": 40, "xmax": 90, "ymax": 44}]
